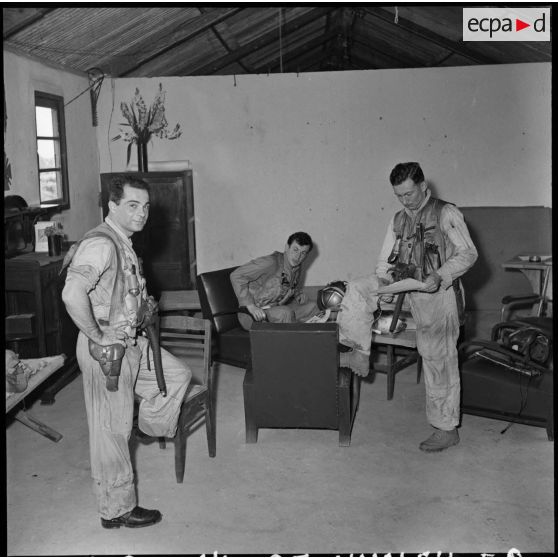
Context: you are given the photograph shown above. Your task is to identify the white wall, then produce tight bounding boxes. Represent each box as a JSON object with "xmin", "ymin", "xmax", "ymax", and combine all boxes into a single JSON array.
[
  {"xmin": 95, "ymin": 62, "xmax": 550, "ymax": 284},
  {"xmin": 3, "ymin": 48, "xmax": 101, "ymax": 239}
]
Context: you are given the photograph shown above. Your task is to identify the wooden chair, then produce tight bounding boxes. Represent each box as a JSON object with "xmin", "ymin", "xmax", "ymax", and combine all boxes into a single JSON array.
[
  {"xmin": 368, "ymin": 304, "xmax": 422, "ymax": 400},
  {"xmin": 158, "ymin": 315, "xmax": 216, "ymax": 483},
  {"xmin": 370, "ymin": 328, "xmax": 422, "ymax": 400}
]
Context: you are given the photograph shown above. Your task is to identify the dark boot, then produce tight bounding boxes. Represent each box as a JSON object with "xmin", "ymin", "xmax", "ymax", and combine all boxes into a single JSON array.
[{"xmin": 101, "ymin": 506, "xmax": 162, "ymax": 529}]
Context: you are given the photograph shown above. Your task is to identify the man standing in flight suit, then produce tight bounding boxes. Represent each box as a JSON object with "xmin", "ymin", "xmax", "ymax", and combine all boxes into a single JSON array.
[
  {"xmin": 338, "ymin": 162, "xmax": 478, "ymax": 452},
  {"xmin": 62, "ymin": 175, "xmax": 191, "ymax": 528}
]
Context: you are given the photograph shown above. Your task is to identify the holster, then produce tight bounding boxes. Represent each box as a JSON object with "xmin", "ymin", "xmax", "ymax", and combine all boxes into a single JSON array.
[
  {"xmin": 143, "ymin": 315, "xmax": 167, "ymax": 397},
  {"xmin": 137, "ymin": 296, "xmax": 167, "ymax": 397},
  {"xmin": 137, "ymin": 296, "xmax": 159, "ymax": 329},
  {"xmin": 88, "ymin": 339, "xmax": 126, "ymax": 392}
]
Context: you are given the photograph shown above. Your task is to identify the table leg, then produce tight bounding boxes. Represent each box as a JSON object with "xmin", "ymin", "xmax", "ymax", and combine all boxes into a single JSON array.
[
  {"xmin": 387, "ymin": 346, "xmax": 395, "ymax": 400},
  {"xmin": 14, "ymin": 410, "xmax": 63, "ymax": 442}
]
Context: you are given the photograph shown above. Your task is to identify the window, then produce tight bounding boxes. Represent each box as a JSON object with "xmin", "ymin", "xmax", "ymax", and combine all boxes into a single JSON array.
[{"xmin": 35, "ymin": 92, "xmax": 69, "ymax": 207}]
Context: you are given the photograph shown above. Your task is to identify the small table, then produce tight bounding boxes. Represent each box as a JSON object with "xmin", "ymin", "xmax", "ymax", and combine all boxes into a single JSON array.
[
  {"xmin": 502, "ymin": 254, "xmax": 552, "ymax": 316},
  {"xmin": 158, "ymin": 290, "xmax": 201, "ymax": 314},
  {"xmin": 370, "ymin": 329, "xmax": 422, "ymax": 400},
  {"xmin": 6, "ymin": 354, "xmax": 66, "ymax": 442}
]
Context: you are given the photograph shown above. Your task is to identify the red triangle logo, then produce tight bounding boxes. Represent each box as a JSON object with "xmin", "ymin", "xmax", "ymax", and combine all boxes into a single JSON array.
[{"xmin": 516, "ymin": 18, "xmax": 530, "ymax": 31}]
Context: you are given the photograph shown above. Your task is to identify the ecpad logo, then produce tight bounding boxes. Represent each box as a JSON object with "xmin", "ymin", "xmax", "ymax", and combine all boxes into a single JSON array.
[{"xmin": 463, "ymin": 8, "xmax": 550, "ymax": 41}]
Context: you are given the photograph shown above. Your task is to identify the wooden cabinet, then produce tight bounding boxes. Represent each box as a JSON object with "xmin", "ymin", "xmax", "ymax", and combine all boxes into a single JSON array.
[
  {"xmin": 5, "ymin": 252, "xmax": 80, "ymax": 404},
  {"xmin": 5, "ymin": 252, "xmax": 78, "ymax": 359},
  {"xmin": 100, "ymin": 171, "xmax": 197, "ymax": 298}
]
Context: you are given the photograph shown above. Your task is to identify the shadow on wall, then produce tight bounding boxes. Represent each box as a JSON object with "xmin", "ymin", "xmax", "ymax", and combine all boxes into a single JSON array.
[{"xmin": 298, "ymin": 242, "xmax": 320, "ymax": 288}]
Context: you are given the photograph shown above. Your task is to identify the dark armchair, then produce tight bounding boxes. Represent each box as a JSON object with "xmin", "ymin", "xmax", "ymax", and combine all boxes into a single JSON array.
[
  {"xmin": 244, "ymin": 322, "xmax": 360, "ymax": 446},
  {"xmin": 459, "ymin": 308, "xmax": 553, "ymax": 440},
  {"xmin": 196, "ymin": 266, "xmax": 250, "ymax": 367}
]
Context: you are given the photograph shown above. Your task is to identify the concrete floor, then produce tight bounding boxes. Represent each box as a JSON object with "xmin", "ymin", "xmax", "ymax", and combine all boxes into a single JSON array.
[{"xmin": 6, "ymin": 357, "xmax": 554, "ymax": 556}]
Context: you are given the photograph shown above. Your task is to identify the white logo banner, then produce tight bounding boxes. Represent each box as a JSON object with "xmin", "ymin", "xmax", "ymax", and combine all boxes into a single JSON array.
[{"xmin": 463, "ymin": 7, "xmax": 550, "ymax": 42}]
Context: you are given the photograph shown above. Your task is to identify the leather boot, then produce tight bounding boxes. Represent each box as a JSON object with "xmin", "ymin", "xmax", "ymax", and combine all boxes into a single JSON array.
[
  {"xmin": 419, "ymin": 428, "xmax": 460, "ymax": 452},
  {"xmin": 101, "ymin": 506, "xmax": 162, "ymax": 529}
]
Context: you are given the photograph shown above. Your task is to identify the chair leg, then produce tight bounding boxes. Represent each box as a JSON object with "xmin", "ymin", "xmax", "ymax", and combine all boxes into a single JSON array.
[
  {"xmin": 387, "ymin": 346, "xmax": 395, "ymax": 400},
  {"xmin": 206, "ymin": 399, "xmax": 216, "ymax": 457},
  {"xmin": 416, "ymin": 355, "xmax": 422, "ymax": 384},
  {"xmin": 546, "ymin": 406, "xmax": 554, "ymax": 441},
  {"xmin": 338, "ymin": 368, "xmax": 352, "ymax": 447},
  {"xmin": 174, "ymin": 425, "xmax": 187, "ymax": 483},
  {"xmin": 246, "ymin": 423, "xmax": 258, "ymax": 444},
  {"xmin": 243, "ymin": 368, "xmax": 258, "ymax": 443}
]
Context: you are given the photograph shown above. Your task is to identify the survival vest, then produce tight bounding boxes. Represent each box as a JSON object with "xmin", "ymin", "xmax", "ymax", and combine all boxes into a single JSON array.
[
  {"xmin": 60, "ymin": 222, "xmax": 142, "ymax": 330},
  {"xmin": 392, "ymin": 197, "xmax": 465, "ymax": 324}
]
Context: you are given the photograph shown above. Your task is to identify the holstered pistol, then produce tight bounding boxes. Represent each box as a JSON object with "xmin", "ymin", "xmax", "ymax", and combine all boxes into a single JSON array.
[{"xmin": 88, "ymin": 340, "xmax": 126, "ymax": 392}]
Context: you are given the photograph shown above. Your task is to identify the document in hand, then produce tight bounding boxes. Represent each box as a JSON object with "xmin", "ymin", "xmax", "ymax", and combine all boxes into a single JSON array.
[{"xmin": 376, "ymin": 278, "xmax": 428, "ymax": 295}]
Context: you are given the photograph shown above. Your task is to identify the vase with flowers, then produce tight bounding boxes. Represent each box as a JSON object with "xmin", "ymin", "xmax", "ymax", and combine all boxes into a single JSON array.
[
  {"xmin": 112, "ymin": 83, "xmax": 182, "ymax": 172},
  {"xmin": 44, "ymin": 223, "xmax": 65, "ymax": 256}
]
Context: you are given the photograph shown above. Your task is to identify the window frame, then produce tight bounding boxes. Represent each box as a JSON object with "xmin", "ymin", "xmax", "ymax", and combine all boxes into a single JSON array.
[{"xmin": 34, "ymin": 91, "xmax": 70, "ymax": 209}]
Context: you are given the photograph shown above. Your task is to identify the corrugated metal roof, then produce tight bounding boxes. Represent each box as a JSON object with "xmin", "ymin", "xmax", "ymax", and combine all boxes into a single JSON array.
[{"xmin": 3, "ymin": 6, "xmax": 551, "ymax": 78}]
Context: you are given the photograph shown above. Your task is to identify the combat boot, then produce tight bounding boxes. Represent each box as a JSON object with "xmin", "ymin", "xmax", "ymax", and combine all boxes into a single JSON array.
[{"xmin": 419, "ymin": 428, "xmax": 459, "ymax": 452}]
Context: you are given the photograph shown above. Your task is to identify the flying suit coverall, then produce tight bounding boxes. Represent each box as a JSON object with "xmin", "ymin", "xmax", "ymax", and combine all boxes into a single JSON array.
[
  {"xmin": 338, "ymin": 191, "xmax": 477, "ymax": 430},
  {"xmin": 230, "ymin": 251, "xmax": 319, "ymax": 330},
  {"xmin": 62, "ymin": 217, "xmax": 191, "ymax": 520}
]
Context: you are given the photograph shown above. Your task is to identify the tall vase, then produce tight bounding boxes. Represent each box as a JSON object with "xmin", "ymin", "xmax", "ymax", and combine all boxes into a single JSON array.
[
  {"xmin": 47, "ymin": 235, "xmax": 62, "ymax": 257},
  {"xmin": 136, "ymin": 142, "xmax": 149, "ymax": 172}
]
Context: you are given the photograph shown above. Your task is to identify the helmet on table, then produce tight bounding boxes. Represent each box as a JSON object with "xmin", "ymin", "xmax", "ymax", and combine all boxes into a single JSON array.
[{"xmin": 317, "ymin": 281, "xmax": 347, "ymax": 311}]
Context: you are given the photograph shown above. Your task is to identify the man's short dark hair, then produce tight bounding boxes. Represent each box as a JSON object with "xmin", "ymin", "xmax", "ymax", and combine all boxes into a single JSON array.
[
  {"xmin": 109, "ymin": 175, "xmax": 150, "ymax": 204},
  {"xmin": 389, "ymin": 162, "xmax": 424, "ymax": 187},
  {"xmin": 288, "ymin": 231, "xmax": 313, "ymax": 251}
]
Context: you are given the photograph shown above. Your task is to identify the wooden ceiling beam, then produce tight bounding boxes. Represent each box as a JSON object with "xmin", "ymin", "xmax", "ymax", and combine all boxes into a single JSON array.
[
  {"xmin": 346, "ymin": 52, "xmax": 377, "ymax": 71},
  {"xmin": 273, "ymin": 46, "xmax": 324, "ymax": 74},
  {"xmin": 254, "ymin": 28, "xmax": 340, "ymax": 73},
  {"xmin": 191, "ymin": 7, "xmax": 337, "ymax": 75},
  {"xmin": 351, "ymin": 36, "xmax": 418, "ymax": 68},
  {"xmin": 3, "ymin": 7, "xmax": 55, "ymax": 40},
  {"xmin": 121, "ymin": 7, "xmax": 243, "ymax": 76},
  {"xmin": 364, "ymin": 7, "xmax": 499, "ymax": 65},
  {"xmin": 199, "ymin": 7, "xmax": 252, "ymax": 74}
]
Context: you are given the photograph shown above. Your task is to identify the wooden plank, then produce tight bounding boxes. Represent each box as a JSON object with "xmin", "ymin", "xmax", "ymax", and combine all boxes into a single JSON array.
[{"xmin": 371, "ymin": 329, "xmax": 417, "ymax": 348}]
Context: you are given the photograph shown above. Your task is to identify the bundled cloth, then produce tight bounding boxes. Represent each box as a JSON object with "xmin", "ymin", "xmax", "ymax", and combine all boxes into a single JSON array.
[{"xmin": 5, "ymin": 350, "xmax": 64, "ymax": 395}]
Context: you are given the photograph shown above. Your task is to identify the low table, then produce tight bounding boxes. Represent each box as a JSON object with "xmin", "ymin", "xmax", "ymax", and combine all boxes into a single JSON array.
[
  {"xmin": 370, "ymin": 329, "xmax": 422, "ymax": 400},
  {"xmin": 6, "ymin": 354, "xmax": 66, "ymax": 442}
]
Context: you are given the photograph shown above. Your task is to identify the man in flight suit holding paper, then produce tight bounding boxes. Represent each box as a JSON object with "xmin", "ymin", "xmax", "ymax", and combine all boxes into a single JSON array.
[{"xmin": 338, "ymin": 162, "xmax": 477, "ymax": 452}]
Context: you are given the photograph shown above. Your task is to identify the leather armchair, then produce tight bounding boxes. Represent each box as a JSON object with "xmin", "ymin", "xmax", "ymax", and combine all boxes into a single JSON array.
[
  {"xmin": 244, "ymin": 322, "xmax": 360, "ymax": 446},
  {"xmin": 196, "ymin": 266, "xmax": 250, "ymax": 367},
  {"xmin": 459, "ymin": 315, "xmax": 553, "ymax": 440}
]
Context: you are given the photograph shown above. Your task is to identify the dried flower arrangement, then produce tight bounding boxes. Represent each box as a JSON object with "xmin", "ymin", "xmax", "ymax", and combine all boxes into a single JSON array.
[
  {"xmin": 44, "ymin": 223, "xmax": 64, "ymax": 237},
  {"xmin": 112, "ymin": 83, "xmax": 182, "ymax": 169}
]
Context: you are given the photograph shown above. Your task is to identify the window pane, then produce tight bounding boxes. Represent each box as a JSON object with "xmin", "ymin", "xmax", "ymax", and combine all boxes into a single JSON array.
[
  {"xmin": 36, "ymin": 106, "xmax": 57, "ymax": 136},
  {"xmin": 37, "ymin": 139, "xmax": 59, "ymax": 169},
  {"xmin": 39, "ymin": 171, "xmax": 61, "ymax": 202},
  {"xmin": 35, "ymin": 91, "xmax": 68, "ymax": 207}
]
